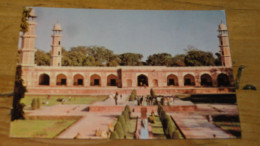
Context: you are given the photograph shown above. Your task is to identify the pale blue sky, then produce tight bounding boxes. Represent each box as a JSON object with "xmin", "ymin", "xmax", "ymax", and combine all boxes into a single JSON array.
[{"xmin": 30, "ymin": 7, "xmax": 227, "ymax": 60}]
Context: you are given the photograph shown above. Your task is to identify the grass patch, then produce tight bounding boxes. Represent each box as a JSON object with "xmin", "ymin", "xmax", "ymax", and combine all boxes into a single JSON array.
[
  {"xmin": 21, "ymin": 95, "xmax": 107, "ymax": 109},
  {"xmin": 151, "ymin": 116, "xmax": 166, "ymax": 139},
  {"xmin": 10, "ymin": 119, "xmax": 76, "ymax": 138},
  {"xmin": 214, "ymin": 122, "xmax": 241, "ymax": 137}
]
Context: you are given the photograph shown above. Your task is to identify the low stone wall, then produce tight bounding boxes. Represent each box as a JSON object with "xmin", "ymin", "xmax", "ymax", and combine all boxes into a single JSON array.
[
  {"xmin": 26, "ymin": 87, "xmax": 235, "ymax": 95},
  {"xmin": 25, "ymin": 115, "xmax": 82, "ymax": 120},
  {"xmin": 88, "ymin": 105, "xmax": 196, "ymax": 112}
]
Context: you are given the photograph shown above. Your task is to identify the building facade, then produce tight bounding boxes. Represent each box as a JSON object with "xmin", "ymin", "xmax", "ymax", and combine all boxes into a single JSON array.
[{"xmin": 19, "ymin": 9, "xmax": 235, "ymax": 95}]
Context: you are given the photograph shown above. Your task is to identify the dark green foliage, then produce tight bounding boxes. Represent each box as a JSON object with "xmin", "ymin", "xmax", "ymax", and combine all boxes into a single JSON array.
[
  {"xmin": 172, "ymin": 130, "xmax": 183, "ymax": 139},
  {"xmin": 34, "ymin": 45, "xmax": 220, "ymax": 67},
  {"xmin": 35, "ymin": 49, "xmax": 51, "ymax": 66},
  {"xmin": 20, "ymin": 7, "xmax": 32, "ymax": 32},
  {"xmin": 150, "ymin": 88, "xmax": 156, "ymax": 98},
  {"xmin": 119, "ymin": 53, "xmax": 143, "ymax": 66},
  {"xmin": 11, "ymin": 65, "xmax": 27, "ymax": 121},
  {"xmin": 36, "ymin": 98, "xmax": 40, "ymax": 109},
  {"xmin": 157, "ymin": 104, "xmax": 183, "ymax": 139},
  {"xmin": 170, "ymin": 54, "xmax": 186, "ymax": 66},
  {"xmin": 214, "ymin": 52, "xmax": 222, "ymax": 66},
  {"xmin": 184, "ymin": 46, "xmax": 215, "ymax": 66},
  {"xmin": 118, "ymin": 115, "xmax": 126, "ymax": 134},
  {"xmin": 243, "ymin": 84, "xmax": 256, "ymax": 90},
  {"xmin": 114, "ymin": 122, "xmax": 124, "ymax": 139},
  {"xmin": 129, "ymin": 90, "xmax": 136, "ymax": 101},
  {"xmin": 146, "ymin": 53, "xmax": 172, "ymax": 66},
  {"xmin": 166, "ymin": 120, "xmax": 176, "ymax": 138},
  {"xmin": 157, "ymin": 103, "xmax": 163, "ymax": 116},
  {"xmin": 123, "ymin": 106, "xmax": 131, "ymax": 122},
  {"xmin": 110, "ymin": 131, "xmax": 119, "ymax": 139},
  {"xmin": 31, "ymin": 98, "xmax": 36, "ymax": 110}
]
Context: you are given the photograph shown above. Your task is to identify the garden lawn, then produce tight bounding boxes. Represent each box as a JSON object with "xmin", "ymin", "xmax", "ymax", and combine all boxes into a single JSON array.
[
  {"xmin": 21, "ymin": 95, "xmax": 107, "ymax": 109},
  {"xmin": 10, "ymin": 119, "xmax": 76, "ymax": 138}
]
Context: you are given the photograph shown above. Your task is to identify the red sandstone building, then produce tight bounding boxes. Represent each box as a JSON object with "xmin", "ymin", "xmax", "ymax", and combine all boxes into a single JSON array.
[{"xmin": 19, "ymin": 9, "xmax": 234, "ymax": 95}]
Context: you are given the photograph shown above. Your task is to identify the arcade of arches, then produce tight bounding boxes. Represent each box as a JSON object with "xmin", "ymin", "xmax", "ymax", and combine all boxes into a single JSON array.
[{"xmin": 38, "ymin": 72, "xmax": 232, "ymax": 88}]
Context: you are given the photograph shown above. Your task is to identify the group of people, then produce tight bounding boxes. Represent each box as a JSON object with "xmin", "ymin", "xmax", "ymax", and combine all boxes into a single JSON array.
[{"xmin": 134, "ymin": 95, "xmax": 176, "ymax": 106}]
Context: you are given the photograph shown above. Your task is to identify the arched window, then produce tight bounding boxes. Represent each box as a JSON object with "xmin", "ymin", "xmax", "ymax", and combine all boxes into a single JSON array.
[
  {"xmin": 201, "ymin": 74, "xmax": 213, "ymax": 87},
  {"xmin": 107, "ymin": 74, "xmax": 118, "ymax": 86},
  {"xmin": 90, "ymin": 74, "xmax": 101, "ymax": 86},
  {"xmin": 137, "ymin": 74, "xmax": 148, "ymax": 87},
  {"xmin": 74, "ymin": 74, "xmax": 84, "ymax": 86},
  {"xmin": 56, "ymin": 74, "xmax": 67, "ymax": 86},
  {"xmin": 167, "ymin": 74, "xmax": 178, "ymax": 86},
  {"xmin": 217, "ymin": 73, "xmax": 230, "ymax": 87},
  {"xmin": 39, "ymin": 74, "xmax": 50, "ymax": 85},
  {"xmin": 184, "ymin": 74, "xmax": 195, "ymax": 86}
]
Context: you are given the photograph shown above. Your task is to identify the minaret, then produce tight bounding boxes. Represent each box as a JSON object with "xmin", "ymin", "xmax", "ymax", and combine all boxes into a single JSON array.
[
  {"xmin": 50, "ymin": 23, "xmax": 62, "ymax": 66},
  {"xmin": 19, "ymin": 8, "xmax": 37, "ymax": 66},
  {"xmin": 218, "ymin": 22, "xmax": 232, "ymax": 67}
]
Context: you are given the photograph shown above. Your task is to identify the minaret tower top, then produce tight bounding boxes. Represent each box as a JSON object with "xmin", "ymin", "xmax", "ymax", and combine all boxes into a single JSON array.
[
  {"xmin": 19, "ymin": 8, "xmax": 37, "ymax": 66},
  {"xmin": 50, "ymin": 23, "xmax": 62, "ymax": 67},
  {"xmin": 218, "ymin": 22, "xmax": 232, "ymax": 67}
]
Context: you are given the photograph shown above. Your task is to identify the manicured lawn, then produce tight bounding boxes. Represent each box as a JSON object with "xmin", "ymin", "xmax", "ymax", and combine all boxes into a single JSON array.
[
  {"xmin": 10, "ymin": 119, "xmax": 76, "ymax": 138},
  {"xmin": 151, "ymin": 116, "xmax": 166, "ymax": 139},
  {"xmin": 21, "ymin": 95, "xmax": 108, "ymax": 109}
]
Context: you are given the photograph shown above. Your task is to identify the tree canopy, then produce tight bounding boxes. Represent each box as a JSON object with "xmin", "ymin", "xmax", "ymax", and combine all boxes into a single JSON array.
[
  {"xmin": 20, "ymin": 7, "xmax": 32, "ymax": 33},
  {"xmin": 34, "ymin": 45, "xmax": 221, "ymax": 67},
  {"xmin": 184, "ymin": 46, "xmax": 216, "ymax": 66}
]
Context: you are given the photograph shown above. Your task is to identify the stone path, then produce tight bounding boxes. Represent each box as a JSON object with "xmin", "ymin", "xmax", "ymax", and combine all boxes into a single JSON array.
[
  {"xmin": 57, "ymin": 112, "xmax": 121, "ymax": 139},
  {"xmin": 25, "ymin": 94, "xmax": 239, "ymax": 139},
  {"xmin": 170, "ymin": 113, "xmax": 233, "ymax": 139}
]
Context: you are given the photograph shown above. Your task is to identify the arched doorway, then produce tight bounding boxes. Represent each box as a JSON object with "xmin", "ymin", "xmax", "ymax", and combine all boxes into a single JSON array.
[
  {"xmin": 201, "ymin": 74, "xmax": 213, "ymax": 87},
  {"xmin": 184, "ymin": 74, "xmax": 195, "ymax": 86},
  {"xmin": 74, "ymin": 74, "xmax": 84, "ymax": 86},
  {"xmin": 90, "ymin": 74, "xmax": 101, "ymax": 86},
  {"xmin": 217, "ymin": 73, "xmax": 230, "ymax": 87},
  {"xmin": 107, "ymin": 74, "xmax": 118, "ymax": 86},
  {"xmin": 127, "ymin": 79, "xmax": 132, "ymax": 87},
  {"xmin": 153, "ymin": 79, "xmax": 158, "ymax": 87},
  {"xmin": 39, "ymin": 74, "xmax": 50, "ymax": 85},
  {"xmin": 167, "ymin": 74, "xmax": 178, "ymax": 86},
  {"xmin": 56, "ymin": 74, "xmax": 67, "ymax": 86},
  {"xmin": 137, "ymin": 74, "xmax": 148, "ymax": 87}
]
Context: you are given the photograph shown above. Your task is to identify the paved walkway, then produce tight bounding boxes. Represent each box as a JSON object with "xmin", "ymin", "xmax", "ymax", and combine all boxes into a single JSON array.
[
  {"xmin": 57, "ymin": 112, "xmax": 121, "ymax": 139},
  {"xmin": 25, "ymin": 94, "xmax": 239, "ymax": 139},
  {"xmin": 170, "ymin": 113, "xmax": 233, "ymax": 139}
]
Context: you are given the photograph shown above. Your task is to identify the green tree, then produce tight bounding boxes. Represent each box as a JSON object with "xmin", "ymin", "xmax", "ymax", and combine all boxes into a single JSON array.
[
  {"xmin": 36, "ymin": 98, "xmax": 40, "ymax": 109},
  {"xmin": 118, "ymin": 115, "xmax": 126, "ymax": 134},
  {"xmin": 11, "ymin": 65, "xmax": 27, "ymax": 121},
  {"xmin": 184, "ymin": 46, "xmax": 215, "ymax": 66},
  {"xmin": 150, "ymin": 88, "xmax": 156, "ymax": 98},
  {"xmin": 146, "ymin": 53, "xmax": 172, "ymax": 66},
  {"xmin": 20, "ymin": 7, "xmax": 32, "ymax": 32},
  {"xmin": 35, "ymin": 49, "xmax": 51, "ymax": 66},
  {"xmin": 214, "ymin": 52, "xmax": 222, "ymax": 66},
  {"xmin": 107, "ymin": 55, "xmax": 121, "ymax": 66},
  {"xmin": 31, "ymin": 98, "xmax": 36, "ymax": 110},
  {"xmin": 119, "ymin": 53, "xmax": 143, "ymax": 66},
  {"xmin": 110, "ymin": 131, "xmax": 119, "ymax": 139},
  {"xmin": 114, "ymin": 122, "xmax": 124, "ymax": 139},
  {"xmin": 170, "ymin": 54, "xmax": 186, "ymax": 66}
]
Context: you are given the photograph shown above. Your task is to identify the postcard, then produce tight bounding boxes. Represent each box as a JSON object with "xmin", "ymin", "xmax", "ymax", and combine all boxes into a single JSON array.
[{"xmin": 10, "ymin": 7, "xmax": 241, "ymax": 139}]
